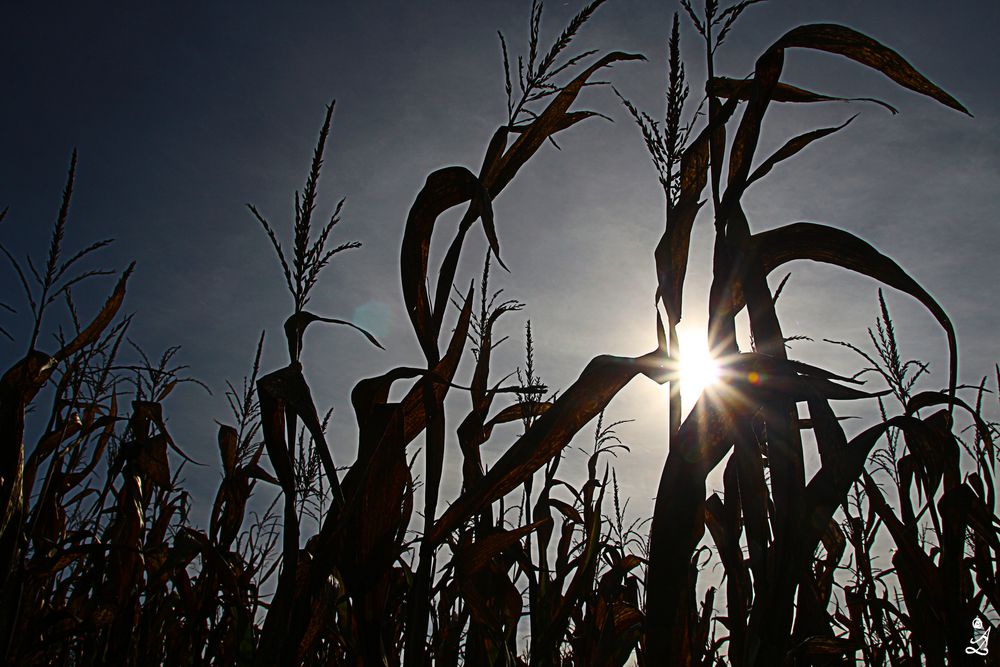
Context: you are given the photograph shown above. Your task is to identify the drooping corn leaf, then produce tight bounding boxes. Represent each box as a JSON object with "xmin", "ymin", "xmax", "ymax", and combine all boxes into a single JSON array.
[
  {"xmin": 351, "ymin": 366, "xmax": 424, "ymax": 439},
  {"xmin": 750, "ymin": 222, "xmax": 957, "ymax": 398},
  {"xmin": 547, "ymin": 498, "xmax": 582, "ymax": 525},
  {"xmin": 283, "ymin": 311, "xmax": 383, "ymax": 365},
  {"xmin": 400, "ymin": 167, "xmax": 493, "ymax": 362},
  {"xmin": 428, "ymin": 345, "xmax": 666, "ymax": 545},
  {"xmin": 901, "ymin": 410, "xmax": 956, "ymax": 501},
  {"xmin": 771, "ymin": 24, "xmax": 970, "ymax": 115},
  {"xmin": 489, "ymin": 52, "xmax": 645, "ymax": 196},
  {"xmin": 478, "ymin": 126, "xmax": 509, "ymax": 185},
  {"xmin": 54, "ymin": 263, "xmax": 135, "ymax": 363},
  {"xmin": 726, "ymin": 22, "xmax": 968, "ymax": 208},
  {"xmin": 708, "ymin": 76, "xmax": 898, "ymax": 114},
  {"xmin": 906, "ymin": 390, "xmax": 995, "ymax": 462},
  {"xmin": 720, "ymin": 353, "xmax": 883, "ymax": 402},
  {"xmin": 257, "ymin": 364, "xmax": 343, "ymax": 507},
  {"xmin": 454, "ymin": 518, "xmax": 551, "ymax": 574},
  {"xmin": 746, "ymin": 115, "xmax": 857, "ymax": 187}
]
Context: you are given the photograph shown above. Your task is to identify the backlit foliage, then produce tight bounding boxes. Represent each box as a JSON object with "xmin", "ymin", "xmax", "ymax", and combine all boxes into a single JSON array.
[{"xmin": 0, "ymin": 2, "xmax": 994, "ymax": 665}]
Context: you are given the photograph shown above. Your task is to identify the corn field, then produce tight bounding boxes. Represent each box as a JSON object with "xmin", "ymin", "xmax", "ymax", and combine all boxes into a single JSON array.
[{"xmin": 1, "ymin": 1, "xmax": 997, "ymax": 665}]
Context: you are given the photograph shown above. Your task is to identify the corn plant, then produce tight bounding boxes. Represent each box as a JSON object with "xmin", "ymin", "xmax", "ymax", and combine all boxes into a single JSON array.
[{"xmin": 619, "ymin": 3, "xmax": 991, "ymax": 665}]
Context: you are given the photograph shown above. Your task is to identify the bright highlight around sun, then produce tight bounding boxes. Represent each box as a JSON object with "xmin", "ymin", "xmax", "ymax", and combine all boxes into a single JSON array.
[
  {"xmin": 679, "ymin": 341, "xmax": 721, "ymax": 399},
  {"xmin": 662, "ymin": 326, "xmax": 723, "ymax": 413}
]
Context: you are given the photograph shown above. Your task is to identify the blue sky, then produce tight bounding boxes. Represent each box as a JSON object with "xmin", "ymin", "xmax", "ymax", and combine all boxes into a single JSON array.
[{"xmin": 2, "ymin": 0, "xmax": 998, "ymax": 522}]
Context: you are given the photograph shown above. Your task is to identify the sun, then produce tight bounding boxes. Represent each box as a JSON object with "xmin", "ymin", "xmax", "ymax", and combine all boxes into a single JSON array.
[
  {"xmin": 663, "ymin": 326, "xmax": 722, "ymax": 413},
  {"xmin": 679, "ymin": 339, "xmax": 720, "ymax": 398},
  {"xmin": 680, "ymin": 342, "xmax": 720, "ymax": 396}
]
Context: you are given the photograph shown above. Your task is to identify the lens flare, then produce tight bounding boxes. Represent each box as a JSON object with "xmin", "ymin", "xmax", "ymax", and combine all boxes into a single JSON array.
[
  {"xmin": 657, "ymin": 327, "xmax": 721, "ymax": 413},
  {"xmin": 679, "ymin": 341, "xmax": 721, "ymax": 399}
]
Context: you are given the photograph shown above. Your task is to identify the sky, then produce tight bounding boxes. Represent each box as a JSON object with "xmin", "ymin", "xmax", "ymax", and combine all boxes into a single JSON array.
[{"xmin": 2, "ymin": 0, "xmax": 999, "ymax": 529}]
